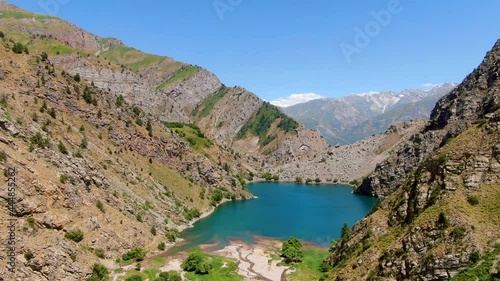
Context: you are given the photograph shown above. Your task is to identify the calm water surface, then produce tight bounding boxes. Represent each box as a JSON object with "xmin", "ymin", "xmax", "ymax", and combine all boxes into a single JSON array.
[{"xmin": 169, "ymin": 182, "xmax": 376, "ymax": 253}]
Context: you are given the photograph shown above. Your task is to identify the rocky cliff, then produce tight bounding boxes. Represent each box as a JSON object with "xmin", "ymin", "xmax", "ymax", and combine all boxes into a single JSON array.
[
  {"xmin": 325, "ymin": 39, "xmax": 500, "ymax": 280},
  {"xmin": 0, "ymin": 31, "xmax": 252, "ymax": 280},
  {"xmin": 356, "ymin": 40, "xmax": 500, "ymax": 197}
]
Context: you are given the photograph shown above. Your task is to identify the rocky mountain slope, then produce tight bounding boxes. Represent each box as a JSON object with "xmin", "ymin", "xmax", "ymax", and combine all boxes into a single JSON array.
[
  {"xmin": 0, "ymin": 0, "xmax": 328, "ymax": 170},
  {"xmin": 269, "ymin": 119, "xmax": 426, "ymax": 184},
  {"xmin": 324, "ymin": 39, "xmax": 500, "ymax": 280},
  {"xmin": 0, "ymin": 24, "xmax": 256, "ymax": 280},
  {"xmin": 356, "ymin": 40, "xmax": 500, "ymax": 197},
  {"xmin": 283, "ymin": 84, "xmax": 456, "ymax": 145}
]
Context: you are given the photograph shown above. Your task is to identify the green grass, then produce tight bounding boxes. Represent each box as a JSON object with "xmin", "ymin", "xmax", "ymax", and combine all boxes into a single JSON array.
[
  {"xmin": 287, "ymin": 247, "xmax": 329, "ymax": 281},
  {"xmin": 195, "ymin": 86, "xmax": 228, "ymax": 118},
  {"xmin": 450, "ymin": 244, "xmax": 500, "ymax": 281},
  {"xmin": 100, "ymin": 46, "xmax": 169, "ymax": 72},
  {"xmin": 0, "ymin": 10, "xmax": 56, "ymax": 20},
  {"xmin": 162, "ymin": 122, "xmax": 211, "ymax": 153},
  {"xmin": 184, "ymin": 248, "xmax": 243, "ymax": 281},
  {"xmin": 46, "ymin": 43, "xmax": 75, "ymax": 55},
  {"xmin": 237, "ymin": 102, "xmax": 299, "ymax": 146},
  {"xmin": 157, "ymin": 66, "xmax": 199, "ymax": 89},
  {"xmin": 117, "ymin": 269, "xmax": 147, "ymax": 281}
]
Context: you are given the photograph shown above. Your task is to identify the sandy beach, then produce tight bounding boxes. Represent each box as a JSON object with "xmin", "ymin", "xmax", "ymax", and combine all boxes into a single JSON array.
[{"xmin": 154, "ymin": 238, "xmax": 290, "ymax": 281}]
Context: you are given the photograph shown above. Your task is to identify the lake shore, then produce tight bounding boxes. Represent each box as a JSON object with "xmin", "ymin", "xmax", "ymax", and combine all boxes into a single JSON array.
[{"xmin": 158, "ymin": 237, "xmax": 290, "ymax": 281}]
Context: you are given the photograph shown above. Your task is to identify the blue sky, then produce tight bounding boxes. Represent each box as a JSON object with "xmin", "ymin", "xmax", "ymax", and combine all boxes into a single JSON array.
[{"xmin": 6, "ymin": 0, "xmax": 500, "ymax": 105}]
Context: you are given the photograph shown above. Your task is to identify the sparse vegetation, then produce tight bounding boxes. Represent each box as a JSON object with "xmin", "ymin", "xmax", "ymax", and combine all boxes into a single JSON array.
[
  {"xmin": 65, "ymin": 229, "xmax": 84, "ymax": 243},
  {"xmin": 86, "ymin": 263, "xmax": 109, "ymax": 281},
  {"xmin": 59, "ymin": 174, "xmax": 68, "ymax": 184},
  {"xmin": 157, "ymin": 65, "xmax": 199, "ymax": 89},
  {"xmin": 237, "ymin": 102, "xmax": 298, "ymax": 146},
  {"xmin": 122, "ymin": 247, "xmax": 147, "ymax": 262},
  {"xmin": 96, "ymin": 200, "xmax": 105, "ymax": 213},
  {"xmin": 467, "ymin": 195, "xmax": 479, "ymax": 206},
  {"xmin": 184, "ymin": 208, "xmax": 201, "ymax": 221}
]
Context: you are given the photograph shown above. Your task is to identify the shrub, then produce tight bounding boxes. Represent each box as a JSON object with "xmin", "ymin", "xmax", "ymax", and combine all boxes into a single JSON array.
[
  {"xmin": 73, "ymin": 73, "xmax": 81, "ymax": 82},
  {"xmin": 40, "ymin": 52, "xmax": 48, "ymax": 61},
  {"xmin": 166, "ymin": 228, "xmax": 179, "ymax": 243},
  {"xmin": 467, "ymin": 196, "xmax": 479, "ymax": 206},
  {"xmin": 295, "ymin": 177, "xmax": 303, "ymax": 184},
  {"xmin": 58, "ymin": 141, "xmax": 68, "ymax": 154},
  {"xmin": 181, "ymin": 251, "xmax": 211, "ymax": 274},
  {"xmin": 30, "ymin": 132, "xmax": 50, "ymax": 149},
  {"xmin": 65, "ymin": 229, "xmax": 84, "ymax": 243},
  {"xmin": 158, "ymin": 242, "xmax": 166, "ymax": 251},
  {"xmin": 210, "ymin": 189, "xmax": 224, "ymax": 206},
  {"xmin": 94, "ymin": 248, "xmax": 105, "ymax": 258},
  {"xmin": 24, "ymin": 249, "xmax": 34, "ymax": 261},
  {"xmin": 349, "ymin": 179, "xmax": 360, "ymax": 186},
  {"xmin": 469, "ymin": 251, "xmax": 480, "ymax": 264},
  {"xmin": 12, "ymin": 42, "xmax": 24, "ymax": 54},
  {"xmin": 115, "ymin": 95, "xmax": 124, "ymax": 107},
  {"xmin": 157, "ymin": 271, "xmax": 182, "ymax": 281},
  {"xmin": 184, "ymin": 208, "xmax": 201, "ymax": 221},
  {"xmin": 96, "ymin": 200, "xmax": 105, "ymax": 213},
  {"xmin": 121, "ymin": 247, "xmax": 147, "ymax": 261},
  {"xmin": 48, "ymin": 108, "xmax": 56, "ymax": 118},
  {"xmin": 80, "ymin": 137, "xmax": 88, "ymax": 149},
  {"xmin": 451, "ymin": 226, "xmax": 467, "ymax": 239},
  {"xmin": 437, "ymin": 212, "xmax": 449, "ymax": 228},
  {"xmin": 0, "ymin": 150, "xmax": 6, "ymax": 162},
  {"xmin": 0, "ymin": 31, "xmax": 4, "ymax": 38},
  {"xmin": 26, "ymin": 217, "xmax": 35, "ymax": 228},
  {"xmin": 136, "ymin": 212, "xmax": 143, "ymax": 222},
  {"xmin": 86, "ymin": 263, "xmax": 109, "ymax": 281},
  {"xmin": 315, "ymin": 177, "xmax": 321, "ymax": 183},
  {"xmin": 59, "ymin": 174, "xmax": 68, "ymax": 184}
]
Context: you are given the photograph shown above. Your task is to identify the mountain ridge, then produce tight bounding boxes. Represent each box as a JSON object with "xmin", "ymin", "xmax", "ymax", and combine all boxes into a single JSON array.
[{"xmin": 283, "ymin": 83, "xmax": 456, "ymax": 145}]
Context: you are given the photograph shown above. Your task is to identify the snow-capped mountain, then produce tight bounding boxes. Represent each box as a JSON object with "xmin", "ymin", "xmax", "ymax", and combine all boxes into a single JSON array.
[{"xmin": 283, "ymin": 83, "xmax": 457, "ymax": 145}]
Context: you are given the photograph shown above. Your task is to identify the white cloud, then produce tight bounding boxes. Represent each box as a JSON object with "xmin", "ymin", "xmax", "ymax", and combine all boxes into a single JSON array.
[
  {"xmin": 421, "ymin": 82, "xmax": 441, "ymax": 88},
  {"xmin": 270, "ymin": 93, "xmax": 325, "ymax": 107},
  {"xmin": 352, "ymin": 91, "xmax": 380, "ymax": 96}
]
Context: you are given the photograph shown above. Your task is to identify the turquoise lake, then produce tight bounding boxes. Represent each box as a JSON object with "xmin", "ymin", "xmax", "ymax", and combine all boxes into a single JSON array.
[{"xmin": 169, "ymin": 182, "xmax": 377, "ymax": 253}]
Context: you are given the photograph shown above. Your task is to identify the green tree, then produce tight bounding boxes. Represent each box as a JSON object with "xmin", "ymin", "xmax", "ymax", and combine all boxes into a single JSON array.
[
  {"xmin": 340, "ymin": 223, "xmax": 351, "ymax": 240},
  {"xmin": 122, "ymin": 247, "xmax": 147, "ymax": 261},
  {"xmin": 295, "ymin": 177, "xmax": 303, "ymax": 184},
  {"xmin": 86, "ymin": 263, "xmax": 109, "ymax": 281},
  {"xmin": 73, "ymin": 73, "xmax": 81, "ymax": 82},
  {"xmin": 146, "ymin": 119, "xmax": 153, "ymax": 137},
  {"xmin": 156, "ymin": 271, "xmax": 181, "ymax": 281},
  {"xmin": 0, "ymin": 31, "xmax": 4, "ymax": 38},
  {"xmin": 12, "ymin": 42, "xmax": 24, "ymax": 54},
  {"xmin": 281, "ymin": 237, "xmax": 303, "ymax": 263},
  {"xmin": 181, "ymin": 251, "xmax": 211, "ymax": 274}
]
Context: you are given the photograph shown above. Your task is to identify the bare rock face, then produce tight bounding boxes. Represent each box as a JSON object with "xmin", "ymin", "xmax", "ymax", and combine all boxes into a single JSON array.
[
  {"xmin": 356, "ymin": 39, "xmax": 500, "ymax": 197},
  {"xmin": 326, "ymin": 40, "xmax": 500, "ymax": 281}
]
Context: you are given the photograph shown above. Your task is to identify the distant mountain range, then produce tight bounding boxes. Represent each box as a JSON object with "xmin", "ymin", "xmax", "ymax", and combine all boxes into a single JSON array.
[{"xmin": 282, "ymin": 83, "xmax": 457, "ymax": 145}]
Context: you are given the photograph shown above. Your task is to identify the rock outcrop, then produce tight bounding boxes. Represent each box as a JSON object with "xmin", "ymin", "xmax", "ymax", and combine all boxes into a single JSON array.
[
  {"xmin": 326, "ymin": 39, "xmax": 500, "ymax": 281},
  {"xmin": 356, "ymin": 39, "xmax": 500, "ymax": 197}
]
